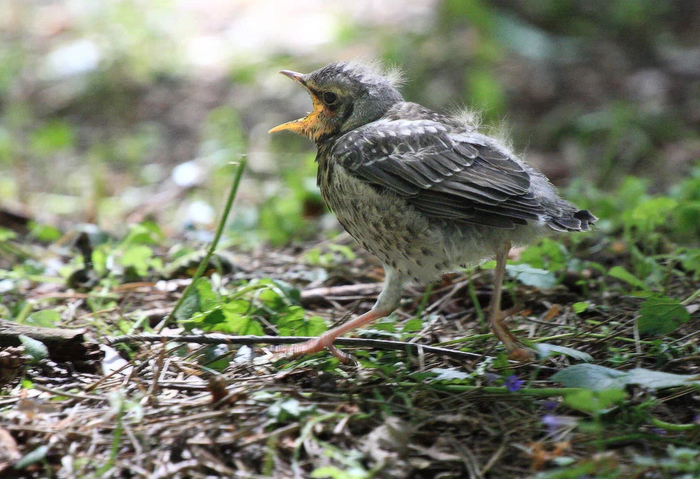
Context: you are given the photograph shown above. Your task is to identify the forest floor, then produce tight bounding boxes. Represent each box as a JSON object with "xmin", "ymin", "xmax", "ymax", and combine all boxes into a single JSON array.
[{"xmin": 1, "ymin": 207, "xmax": 699, "ymax": 478}]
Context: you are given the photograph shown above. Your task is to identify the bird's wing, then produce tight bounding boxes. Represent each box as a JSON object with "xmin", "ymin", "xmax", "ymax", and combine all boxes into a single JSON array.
[{"xmin": 332, "ymin": 119, "xmax": 547, "ymax": 229}]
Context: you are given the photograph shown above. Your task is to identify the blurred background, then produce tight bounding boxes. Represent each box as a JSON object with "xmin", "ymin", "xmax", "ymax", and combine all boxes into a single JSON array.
[{"xmin": 1, "ymin": 0, "xmax": 699, "ymax": 246}]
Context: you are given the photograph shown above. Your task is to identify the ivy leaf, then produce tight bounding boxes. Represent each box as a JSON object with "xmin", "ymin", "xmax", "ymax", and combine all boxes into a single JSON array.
[
  {"xmin": 637, "ymin": 296, "xmax": 690, "ymax": 336},
  {"xmin": 187, "ymin": 308, "xmax": 227, "ymax": 329},
  {"xmin": 276, "ymin": 306, "xmax": 327, "ymax": 336},
  {"xmin": 175, "ymin": 278, "xmax": 219, "ymax": 322},
  {"xmin": 506, "ymin": 264, "xmax": 557, "ymax": 289},
  {"xmin": 195, "ymin": 278, "xmax": 219, "ymax": 312},
  {"xmin": 219, "ymin": 305, "xmax": 264, "ymax": 335}
]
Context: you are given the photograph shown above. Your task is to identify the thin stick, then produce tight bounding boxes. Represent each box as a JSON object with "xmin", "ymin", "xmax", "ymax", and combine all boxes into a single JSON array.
[
  {"xmin": 108, "ymin": 333, "xmax": 487, "ymax": 361},
  {"xmin": 155, "ymin": 158, "xmax": 247, "ymax": 333}
]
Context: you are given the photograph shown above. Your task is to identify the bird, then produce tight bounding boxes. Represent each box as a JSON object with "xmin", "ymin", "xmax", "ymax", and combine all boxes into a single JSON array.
[{"xmin": 269, "ymin": 61, "xmax": 596, "ymax": 361}]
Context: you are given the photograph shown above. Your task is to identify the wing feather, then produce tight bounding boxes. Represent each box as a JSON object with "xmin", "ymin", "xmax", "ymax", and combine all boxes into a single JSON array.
[{"xmin": 332, "ymin": 117, "xmax": 547, "ymax": 228}]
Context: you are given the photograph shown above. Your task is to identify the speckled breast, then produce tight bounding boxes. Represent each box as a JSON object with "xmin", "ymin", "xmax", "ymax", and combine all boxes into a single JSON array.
[{"xmin": 319, "ymin": 157, "xmax": 455, "ymax": 282}]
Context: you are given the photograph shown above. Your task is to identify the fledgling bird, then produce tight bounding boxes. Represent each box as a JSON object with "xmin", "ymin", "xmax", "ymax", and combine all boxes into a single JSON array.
[{"xmin": 270, "ymin": 61, "xmax": 596, "ymax": 361}]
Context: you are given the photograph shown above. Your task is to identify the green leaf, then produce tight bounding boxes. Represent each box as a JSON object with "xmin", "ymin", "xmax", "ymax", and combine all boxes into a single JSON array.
[
  {"xmin": 122, "ymin": 222, "xmax": 164, "ymax": 246},
  {"xmin": 608, "ymin": 265, "xmax": 648, "ymax": 291},
  {"xmin": 25, "ymin": 310, "xmax": 61, "ymax": 327},
  {"xmin": 624, "ymin": 369, "xmax": 700, "ymax": 389},
  {"xmin": 276, "ymin": 306, "xmax": 327, "ymax": 336},
  {"xmin": 506, "ymin": 264, "xmax": 557, "ymax": 288},
  {"xmin": 563, "ymin": 388, "xmax": 626, "ymax": 414},
  {"xmin": 218, "ymin": 304, "xmax": 264, "ymax": 335},
  {"xmin": 402, "ymin": 318, "xmax": 423, "ymax": 332},
  {"xmin": 188, "ymin": 308, "xmax": 227, "ymax": 328},
  {"xmin": 518, "ymin": 238, "xmax": 568, "ymax": 271},
  {"xmin": 480, "ymin": 260, "xmax": 496, "ymax": 270},
  {"xmin": 29, "ymin": 222, "xmax": 62, "ymax": 242},
  {"xmin": 175, "ymin": 278, "xmax": 218, "ymax": 322},
  {"xmin": 195, "ymin": 278, "xmax": 219, "ymax": 312},
  {"xmin": 0, "ymin": 227, "xmax": 16, "ymax": 242},
  {"xmin": 18, "ymin": 334, "xmax": 48, "ymax": 363},
  {"xmin": 175, "ymin": 292, "xmax": 200, "ymax": 323},
  {"xmin": 14, "ymin": 445, "xmax": 49, "ymax": 470},
  {"xmin": 199, "ymin": 344, "xmax": 231, "ymax": 371},
  {"xmin": 534, "ymin": 343, "xmax": 593, "ymax": 362},
  {"xmin": 551, "ymin": 364, "xmax": 629, "ymax": 390},
  {"xmin": 678, "ymin": 248, "xmax": 700, "ymax": 279},
  {"xmin": 629, "ymin": 196, "xmax": 678, "ymax": 231},
  {"xmin": 572, "ymin": 302, "xmax": 590, "ymax": 314},
  {"xmin": 552, "ymin": 364, "xmax": 700, "ymax": 391},
  {"xmin": 121, "ymin": 245, "xmax": 153, "ymax": 277},
  {"xmin": 637, "ymin": 296, "xmax": 690, "ymax": 335},
  {"xmin": 327, "ymin": 243, "xmax": 356, "ymax": 261}
]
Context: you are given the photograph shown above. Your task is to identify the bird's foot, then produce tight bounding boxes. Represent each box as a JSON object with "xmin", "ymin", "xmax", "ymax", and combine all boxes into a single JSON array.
[
  {"xmin": 272, "ymin": 336, "xmax": 355, "ymax": 364},
  {"xmin": 507, "ymin": 346, "xmax": 536, "ymax": 362},
  {"xmin": 490, "ymin": 314, "xmax": 536, "ymax": 362},
  {"xmin": 273, "ymin": 308, "xmax": 390, "ymax": 364}
]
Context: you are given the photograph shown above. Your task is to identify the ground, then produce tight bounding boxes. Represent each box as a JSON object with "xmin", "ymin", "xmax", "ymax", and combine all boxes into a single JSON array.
[{"xmin": 0, "ymin": 207, "xmax": 698, "ymax": 477}]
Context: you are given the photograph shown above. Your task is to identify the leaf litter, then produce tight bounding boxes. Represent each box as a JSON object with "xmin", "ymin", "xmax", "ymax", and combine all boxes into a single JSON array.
[{"xmin": 0, "ymin": 233, "xmax": 698, "ymax": 478}]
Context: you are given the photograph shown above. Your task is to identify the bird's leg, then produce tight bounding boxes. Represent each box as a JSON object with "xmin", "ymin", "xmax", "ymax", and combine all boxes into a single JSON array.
[
  {"xmin": 489, "ymin": 241, "xmax": 533, "ymax": 360},
  {"xmin": 277, "ymin": 308, "xmax": 393, "ymax": 362},
  {"xmin": 274, "ymin": 268, "xmax": 404, "ymax": 363}
]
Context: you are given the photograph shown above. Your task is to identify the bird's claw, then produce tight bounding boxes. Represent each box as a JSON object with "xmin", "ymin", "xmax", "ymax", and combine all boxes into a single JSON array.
[
  {"xmin": 508, "ymin": 347, "xmax": 536, "ymax": 362},
  {"xmin": 272, "ymin": 338, "xmax": 356, "ymax": 364}
]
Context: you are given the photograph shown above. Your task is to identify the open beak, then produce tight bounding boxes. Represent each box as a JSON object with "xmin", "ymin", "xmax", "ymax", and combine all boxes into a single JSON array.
[
  {"xmin": 279, "ymin": 70, "xmax": 305, "ymax": 83},
  {"xmin": 269, "ymin": 70, "xmax": 322, "ymax": 135}
]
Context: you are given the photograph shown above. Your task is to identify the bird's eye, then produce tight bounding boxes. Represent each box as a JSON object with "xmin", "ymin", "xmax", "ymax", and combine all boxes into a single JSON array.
[{"xmin": 322, "ymin": 91, "xmax": 338, "ymax": 105}]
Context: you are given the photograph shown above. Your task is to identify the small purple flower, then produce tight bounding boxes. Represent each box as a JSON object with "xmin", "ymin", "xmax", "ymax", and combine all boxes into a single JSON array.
[
  {"xmin": 505, "ymin": 375, "xmax": 524, "ymax": 392},
  {"xmin": 484, "ymin": 372, "xmax": 499, "ymax": 385},
  {"xmin": 542, "ymin": 400, "xmax": 558, "ymax": 412},
  {"xmin": 542, "ymin": 415, "xmax": 578, "ymax": 434},
  {"xmin": 651, "ymin": 428, "xmax": 667, "ymax": 436}
]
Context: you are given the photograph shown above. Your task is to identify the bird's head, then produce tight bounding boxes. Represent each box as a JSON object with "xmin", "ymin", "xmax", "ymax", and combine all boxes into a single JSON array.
[{"xmin": 269, "ymin": 62, "xmax": 404, "ymax": 142}]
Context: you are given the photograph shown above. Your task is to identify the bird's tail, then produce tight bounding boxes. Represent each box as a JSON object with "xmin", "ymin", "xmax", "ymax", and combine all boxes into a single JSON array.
[{"xmin": 546, "ymin": 208, "xmax": 597, "ymax": 232}]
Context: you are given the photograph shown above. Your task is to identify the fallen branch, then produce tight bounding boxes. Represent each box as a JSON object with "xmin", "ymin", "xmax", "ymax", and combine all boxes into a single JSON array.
[
  {"xmin": 0, "ymin": 319, "xmax": 98, "ymax": 363},
  {"xmin": 107, "ymin": 333, "xmax": 486, "ymax": 361}
]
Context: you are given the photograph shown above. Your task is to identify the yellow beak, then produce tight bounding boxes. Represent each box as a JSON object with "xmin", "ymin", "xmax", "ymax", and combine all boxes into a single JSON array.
[{"xmin": 269, "ymin": 70, "xmax": 323, "ymax": 135}]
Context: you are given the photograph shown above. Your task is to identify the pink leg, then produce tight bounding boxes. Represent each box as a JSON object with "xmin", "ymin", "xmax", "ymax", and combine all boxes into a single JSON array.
[
  {"xmin": 489, "ymin": 241, "xmax": 534, "ymax": 361},
  {"xmin": 274, "ymin": 308, "xmax": 392, "ymax": 362}
]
